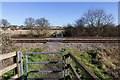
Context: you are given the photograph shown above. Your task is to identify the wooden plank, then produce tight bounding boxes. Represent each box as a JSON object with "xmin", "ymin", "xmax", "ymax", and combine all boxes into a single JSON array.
[
  {"xmin": 69, "ymin": 64, "xmax": 81, "ymax": 80},
  {"xmin": 0, "ymin": 52, "xmax": 16, "ymax": 61},
  {"xmin": 69, "ymin": 53, "xmax": 100, "ymax": 80},
  {"xmin": 0, "ymin": 63, "xmax": 17, "ymax": 76}
]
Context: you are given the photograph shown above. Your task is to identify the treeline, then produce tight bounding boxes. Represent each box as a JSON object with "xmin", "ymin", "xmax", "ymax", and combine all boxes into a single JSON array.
[
  {"xmin": 0, "ymin": 17, "xmax": 50, "ymax": 31},
  {"xmin": 63, "ymin": 9, "xmax": 120, "ymax": 37},
  {"xmin": 63, "ymin": 24, "xmax": 120, "ymax": 37}
]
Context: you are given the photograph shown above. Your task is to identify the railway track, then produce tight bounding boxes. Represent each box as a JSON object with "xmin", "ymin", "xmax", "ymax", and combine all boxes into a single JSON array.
[{"xmin": 11, "ymin": 37, "xmax": 120, "ymax": 43}]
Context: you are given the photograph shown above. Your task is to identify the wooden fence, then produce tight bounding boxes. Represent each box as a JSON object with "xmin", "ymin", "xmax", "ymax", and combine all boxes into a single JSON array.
[
  {"xmin": 64, "ymin": 53, "xmax": 101, "ymax": 80},
  {"xmin": 0, "ymin": 52, "xmax": 23, "ymax": 80}
]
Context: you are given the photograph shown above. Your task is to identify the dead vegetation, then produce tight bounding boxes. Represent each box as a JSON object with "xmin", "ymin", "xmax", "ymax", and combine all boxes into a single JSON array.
[
  {"xmin": 97, "ymin": 48, "xmax": 120, "ymax": 78},
  {"xmin": 0, "ymin": 33, "xmax": 18, "ymax": 69}
]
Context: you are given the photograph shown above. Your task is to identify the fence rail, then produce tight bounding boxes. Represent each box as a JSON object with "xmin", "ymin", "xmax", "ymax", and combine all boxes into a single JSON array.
[
  {"xmin": 0, "ymin": 52, "xmax": 16, "ymax": 61},
  {"xmin": 25, "ymin": 52, "xmax": 64, "ymax": 79},
  {"xmin": 0, "ymin": 52, "xmax": 23, "ymax": 79},
  {"xmin": 64, "ymin": 53, "xmax": 100, "ymax": 80}
]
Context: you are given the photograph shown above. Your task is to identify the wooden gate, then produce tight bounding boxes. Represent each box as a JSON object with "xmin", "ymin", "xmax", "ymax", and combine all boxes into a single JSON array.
[{"xmin": 0, "ymin": 52, "xmax": 24, "ymax": 80}]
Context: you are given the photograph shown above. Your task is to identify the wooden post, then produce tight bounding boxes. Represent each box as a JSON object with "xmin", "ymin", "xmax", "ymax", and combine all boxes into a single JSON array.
[
  {"xmin": 13, "ymin": 52, "xmax": 18, "ymax": 78},
  {"xmin": 65, "ymin": 57, "xmax": 68, "ymax": 76},
  {"xmin": 20, "ymin": 52, "xmax": 24, "ymax": 79},
  {"xmin": 17, "ymin": 51, "xmax": 24, "ymax": 80}
]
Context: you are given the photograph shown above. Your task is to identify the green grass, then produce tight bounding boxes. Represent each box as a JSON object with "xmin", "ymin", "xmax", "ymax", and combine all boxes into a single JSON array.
[
  {"xmin": 2, "ymin": 48, "xmax": 45, "ymax": 79},
  {"xmin": 21, "ymin": 48, "xmax": 63, "ymax": 78},
  {"xmin": 2, "ymin": 70, "xmax": 14, "ymax": 80},
  {"xmin": 2, "ymin": 47, "xmax": 63, "ymax": 79},
  {"xmin": 60, "ymin": 48, "xmax": 110, "ymax": 80},
  {"xmin": 3, "ymin": 47, "xmax": 111, "ymax": 79}
]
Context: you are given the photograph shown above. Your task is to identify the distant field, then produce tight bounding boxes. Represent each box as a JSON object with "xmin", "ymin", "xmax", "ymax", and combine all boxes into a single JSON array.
[{"xmin": 4, "ymin": 29, "xmax": 64, "ymax": 36}]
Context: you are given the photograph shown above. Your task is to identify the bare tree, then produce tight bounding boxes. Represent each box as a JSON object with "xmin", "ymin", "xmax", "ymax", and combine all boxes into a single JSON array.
[
  {"xmin": 35, "ymin": 18, "xmax": 50, "ymax": 35},
  {"xmin": 24, "ymin": 17, "xmax": 35, "ymax": 32},
  {"xmin": 75, "ymin": 17, "xmax": 85, "ymax": 27},
  {"xmin": 0, "ymin": 19, "xmax": 10, "ymax": 31},
  {"xmin": 79, "ymin": 9, "xmax": 114, "ymax": 27},
  {"xmin": 35, "ymin": 17, "xmax": 50, "ymax": 30},
  {"xmin": 76, "ymin": 9, "xmax": 115, "ymax": 36}
]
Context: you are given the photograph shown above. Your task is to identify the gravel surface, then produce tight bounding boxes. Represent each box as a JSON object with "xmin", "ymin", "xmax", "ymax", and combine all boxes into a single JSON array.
[{"xmin": 15, "ymin": 42, "xmax": 119, "ymax": 52}]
